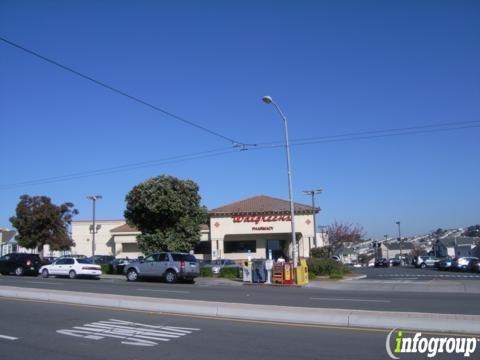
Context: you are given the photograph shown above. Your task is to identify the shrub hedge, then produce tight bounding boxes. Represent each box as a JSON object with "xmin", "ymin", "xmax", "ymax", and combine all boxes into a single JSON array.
[
  {"xmin": 307, "ymin": 258, "xmax": 350, "ymax": 279},
  {"xmin": 200, "ymin": 267, "xmax": 213, "ymax": 277},
  {"xmin": 100, "ymin": 264, "xmax": 110, "ymax": 274},
  {"xmin": 219, "ymin": 267, "xmax": 240, "ymax": 279}
]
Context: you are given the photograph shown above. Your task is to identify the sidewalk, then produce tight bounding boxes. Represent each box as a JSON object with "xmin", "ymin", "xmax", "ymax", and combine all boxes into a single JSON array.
[{"xmin": 1, "ymin": 285, "xmax": 479, "ymax": 334}]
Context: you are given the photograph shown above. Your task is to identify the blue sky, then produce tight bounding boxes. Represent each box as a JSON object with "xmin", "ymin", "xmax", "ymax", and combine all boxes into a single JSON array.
[{"xmin": 1, "ymin": 1, "xmax": 479, "ymax": 239}]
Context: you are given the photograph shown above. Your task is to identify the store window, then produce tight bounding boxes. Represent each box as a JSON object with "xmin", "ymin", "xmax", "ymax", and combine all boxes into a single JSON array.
[
  {"xmin": 194, "ymin": 241, "xmax": 211, "ymax": 255},
  {"xmin": 122, "ymin": 243, "xmax": 139, "ymax": 253},
  {"xmin": 224, "ymin": 240, "xmax": 256, "ymax": 253}
]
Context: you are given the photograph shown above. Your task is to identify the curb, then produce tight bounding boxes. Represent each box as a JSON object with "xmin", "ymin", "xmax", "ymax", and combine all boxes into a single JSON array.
[{"xmin": 1, "ymin": 285, "xmax": 479, "ymax": 334}]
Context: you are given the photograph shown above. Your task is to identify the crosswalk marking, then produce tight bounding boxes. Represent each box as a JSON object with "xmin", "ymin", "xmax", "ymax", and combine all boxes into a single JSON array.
[
  {"xmin": 0, "ymin": 334, "xmax": 18, "ymax": 341},
  {"xmin": 57, "ymin": 319, "xmax": 200, "ymax": 347}
]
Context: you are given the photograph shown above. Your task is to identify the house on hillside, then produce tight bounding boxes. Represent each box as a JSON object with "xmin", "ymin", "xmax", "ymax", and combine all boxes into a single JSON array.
[
  {"xmin": 433, "ymin": 237, "xmax": 480, "ymax": 258},
  {"xmin": 335, "ymin": 246, "xmax": 357, "ymax": 264},
  {"xmin": 380, "ymin": 242, "xmax": 414, "ymax": 259}
]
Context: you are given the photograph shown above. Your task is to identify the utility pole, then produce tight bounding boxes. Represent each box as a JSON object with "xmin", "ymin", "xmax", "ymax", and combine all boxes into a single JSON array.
[
  {"xmin": 396, "ymin": 221, "xmax": 402, "ymax": 265},
  {"xmin": 384, "ymin": 234, "xmax": 388, "ymax": 258},
  {"xmin": 87, "ymin": 195, "xmax": 102, "ymax": 263},
  {"xmin": 303, "ymin": 189, "xmax": 322, "ymax": 248}
]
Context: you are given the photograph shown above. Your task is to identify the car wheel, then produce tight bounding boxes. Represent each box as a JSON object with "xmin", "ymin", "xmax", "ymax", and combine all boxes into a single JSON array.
[
  {"xmin": 15, "ymin": 267, "xmax": 24, "ymax": 276},
  {"xmin": 69, "ymin": 270, "xmax": 77, "ymax": 279},
  {"xmin": 420, "ymin": 263, "xmax": 426, "ymax": 269},
  {"xmin": 41, "ymin": 269, "xmax": 49, "ymax": 278},
  {"xmin": 126, "ymin": 269, "xmax": 138, "ymax": 282},
  {"xmin": 165, "ymin": 270, "xmax": 177, "ymax": 284},
  {"xmin": 0, "ymin": 271, "xmax": 8, "ymax": 276}
]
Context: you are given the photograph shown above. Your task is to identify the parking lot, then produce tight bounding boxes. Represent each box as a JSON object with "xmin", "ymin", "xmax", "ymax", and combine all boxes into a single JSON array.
[{"xmin": 353, "ymin": 265, "xmax": 480, "ymax": 281}]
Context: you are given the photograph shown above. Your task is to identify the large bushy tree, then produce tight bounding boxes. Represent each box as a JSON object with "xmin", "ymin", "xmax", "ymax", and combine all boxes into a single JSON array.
[
  {"xmin": 124, "ymin": 175, "xmax": 208, "ymax": 254},
  {"xmin": 9, "ymin": 195, "xmax": 78, "ymax": 253}
]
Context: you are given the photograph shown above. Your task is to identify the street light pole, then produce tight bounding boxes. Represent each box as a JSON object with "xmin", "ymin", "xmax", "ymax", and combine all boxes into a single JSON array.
[
  {"xmin": 262, "ymin": 96, "xmax": 298, "ymax": 268},
  {"xmin": 87, "ymin": 195, "xmax": 102, "ymax": 263},
  {"xmin": 384, "ymin": 234, "xmax": 388, "ymax": 259},
  {"xmin": 396, "ymin": 221, "xmax": 402, "ymax": 265},
  {"xmin": 303, "ymin": 189, "xmax": 322, "ymax": 248}
]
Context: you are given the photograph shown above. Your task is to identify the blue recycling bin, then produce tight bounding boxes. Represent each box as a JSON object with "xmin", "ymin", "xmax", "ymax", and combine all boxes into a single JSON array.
[{"xmin": 252, "ymin": 259, "xmax": 267, "ymax": 283}]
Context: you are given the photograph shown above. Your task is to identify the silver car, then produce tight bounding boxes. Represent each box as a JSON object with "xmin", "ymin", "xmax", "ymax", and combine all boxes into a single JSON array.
[
  {"xmin": 124, "ymin": 252, "xmax": 199, "ymax": 283},
  {"xmin": 415, "ymin": 256, "xmax": 439, "ymax": 268},
  {"xmin": 211, "ymin": 259, "xmax": 239, "ymax": 275}
]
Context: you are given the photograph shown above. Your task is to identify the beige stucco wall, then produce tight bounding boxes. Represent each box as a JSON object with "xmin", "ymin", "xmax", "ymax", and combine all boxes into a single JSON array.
[{"xmin": 71, "ymin": 220, "xmax": 124, "ymax": 257}]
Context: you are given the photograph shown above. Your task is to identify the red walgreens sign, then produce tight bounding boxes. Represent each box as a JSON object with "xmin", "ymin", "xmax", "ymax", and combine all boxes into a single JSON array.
[{"xmin": 232, "ymin": 215, "xmax": 292, "ymax": 224}]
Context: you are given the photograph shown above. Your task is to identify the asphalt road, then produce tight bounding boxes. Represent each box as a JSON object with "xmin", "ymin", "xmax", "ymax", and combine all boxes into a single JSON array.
[
  {"xmin": 353, "ymin": 266, "xmax": 480, "ymax": 281},
  {"xmin": 0, "ymin": 274, "xmax": 479, "ymax": 315},
  {"xmin": 0, "ymin": 298, "xmax": 474, "ymax": 360}
]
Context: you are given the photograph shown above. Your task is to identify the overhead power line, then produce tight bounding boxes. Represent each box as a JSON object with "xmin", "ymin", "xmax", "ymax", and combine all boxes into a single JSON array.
[
  {"xmin": 0, "ymin": 36, "xmax": 250, "ymax": 147},
  {"xmin": 0, "ymin": 147, "xmax": 237, "ymax": 190},
  {"xmin": 256, "ymin": 120, "xmax": 480, "ymax": 148},
  {"xmin": 0, "ymin": 121, "xmax": 478, "ymax": 190}
]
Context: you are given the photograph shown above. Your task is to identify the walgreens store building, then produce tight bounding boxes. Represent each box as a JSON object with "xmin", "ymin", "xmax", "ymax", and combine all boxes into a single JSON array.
[{"xmin": 207, "ymin": 195, "xmax": 320, "ymax": 261}]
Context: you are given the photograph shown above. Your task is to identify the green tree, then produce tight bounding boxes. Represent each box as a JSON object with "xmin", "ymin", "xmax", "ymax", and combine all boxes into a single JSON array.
[
  {"xmin": 124, "ymin": 175, "xmax": 208, "ymax": 254},
  {"xmin": 9, "ymin": 195, "xmax": 78, "ymax": 254},
  {"xmin": 463, "ymin": 225, "xmax": 480, "ymax": 237}
]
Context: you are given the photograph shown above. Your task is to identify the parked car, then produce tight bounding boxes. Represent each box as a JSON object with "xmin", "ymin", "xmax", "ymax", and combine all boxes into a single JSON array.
[
  {"xmin": 41, "ymin": 256, "xmax": 58, "ymax": 265},
  {"xmin": 124, "ymin": 252, "xmax": 200, "ymax": 283},
  {"xmin": 415, "ymin": 256, "xmax": 439, "ymax": 268},
  {"xmin": 374, "ymin": 258, "xmax": 389, "ymax": 268},
  {"xmin": 108, "ymin": 258, "xmax": 130, "ymax": 274},
  {"xmin": 59, "ymin": 254, "xmax": 87, "ymax": 259},
  {"xmin": 39, "ymin": 257, "xmax": 101, "ymax": 279},
  {"xmin": 451, "ymin": 257, "xmax": 479, "ymax": 272},
  {"xmin": 467, "ymin": 258, "xmax": 480, "ymax": 273},
  {"xmin": 199, "ymin": 260, "xmax": 213, "ymax": 268},
  {"xmin": 389, "ymin": 258, "xmax": 401, "ymax": 266},
  {"xmin": 210, "ymin": 259, "xmax": 239, "ymax": 275},
  {"xmin": 87, "ymin": 255, "xmax": 115, "ymax": 265},
  {"xmin": 437, "ymin": 258, "xmax": 453, "ymax": 271},
  {"xmin": 0, "ymin": 253, "xmax": 42, "ymax": 276}
]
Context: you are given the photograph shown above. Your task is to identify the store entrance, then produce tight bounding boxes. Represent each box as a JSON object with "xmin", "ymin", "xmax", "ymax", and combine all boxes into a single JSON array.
[{"xmin": 266, "ymin": 240, "xmax": 287, "ymax": 261}]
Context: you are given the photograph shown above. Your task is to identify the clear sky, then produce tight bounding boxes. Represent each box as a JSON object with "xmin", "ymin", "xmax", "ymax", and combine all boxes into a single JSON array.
[{"xmin": 1, "ymin": 1, "xmax": 479, "ymax": 239}]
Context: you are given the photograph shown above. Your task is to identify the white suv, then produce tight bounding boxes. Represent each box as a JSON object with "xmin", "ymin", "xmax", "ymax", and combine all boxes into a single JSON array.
[{"xmin": 415, "ymin": 256, "xmax": 439, "ymax": 268}]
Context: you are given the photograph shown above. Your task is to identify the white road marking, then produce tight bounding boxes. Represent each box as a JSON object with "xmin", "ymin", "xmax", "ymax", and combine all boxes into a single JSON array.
[
  {"xmin": 57, "ymin": 318, "xmax": 199, "ymax": 347},
  {"xmin": 310, "ymin": 297, "xmax": 391, "ymax": 303},
  {"xmin": 376, "ymin": 273, "xmax": 480, "ymax": 279},
  {"xmin": 136, "ymin": 288, "xmax": 190, "ymax": 294},
  {"xmin": 26, "ymin": 281, "xmax": 64, "ymax": 285},
  {"xmin": 0, "ymin": 335, "xmax": 18, "ymax": 341}
]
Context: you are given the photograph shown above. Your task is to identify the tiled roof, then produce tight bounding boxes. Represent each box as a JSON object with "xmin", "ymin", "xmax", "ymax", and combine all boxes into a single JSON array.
[
  {"xmin": 200, "ymin": 224, "xmax": 209, "ymax": 231},
  {"xmin": 383, "ymin": 242, "xmax": 414, "ymax": 250},
  {"xmin": 110, "ymin": 224, "xmax": 139, "ymax": 233},
  {"xmin": 209, "ymin": 195, "xmax": 318, "ymax": 215}
]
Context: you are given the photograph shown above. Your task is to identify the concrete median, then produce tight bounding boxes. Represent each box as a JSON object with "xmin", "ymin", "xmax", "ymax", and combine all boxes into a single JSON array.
[{"xmin": 1, "ymin": 285, "xmax": 479, "ymax": 334}]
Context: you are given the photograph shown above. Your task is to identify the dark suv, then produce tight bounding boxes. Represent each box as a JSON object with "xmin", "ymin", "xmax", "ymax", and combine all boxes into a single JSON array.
[
  {"xmin": 124, "ymin": 252, "xmax": 199, "ymax": 283},
  {"xmin": 0, "ymin": 253, "xmax": 42, "ymax": 276}
]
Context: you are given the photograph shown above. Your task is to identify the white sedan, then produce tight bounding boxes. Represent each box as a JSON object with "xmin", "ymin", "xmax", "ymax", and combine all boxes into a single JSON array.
[{"xmin": 39, "ymin": 257, "xmax": 102, "ymax": 279}]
